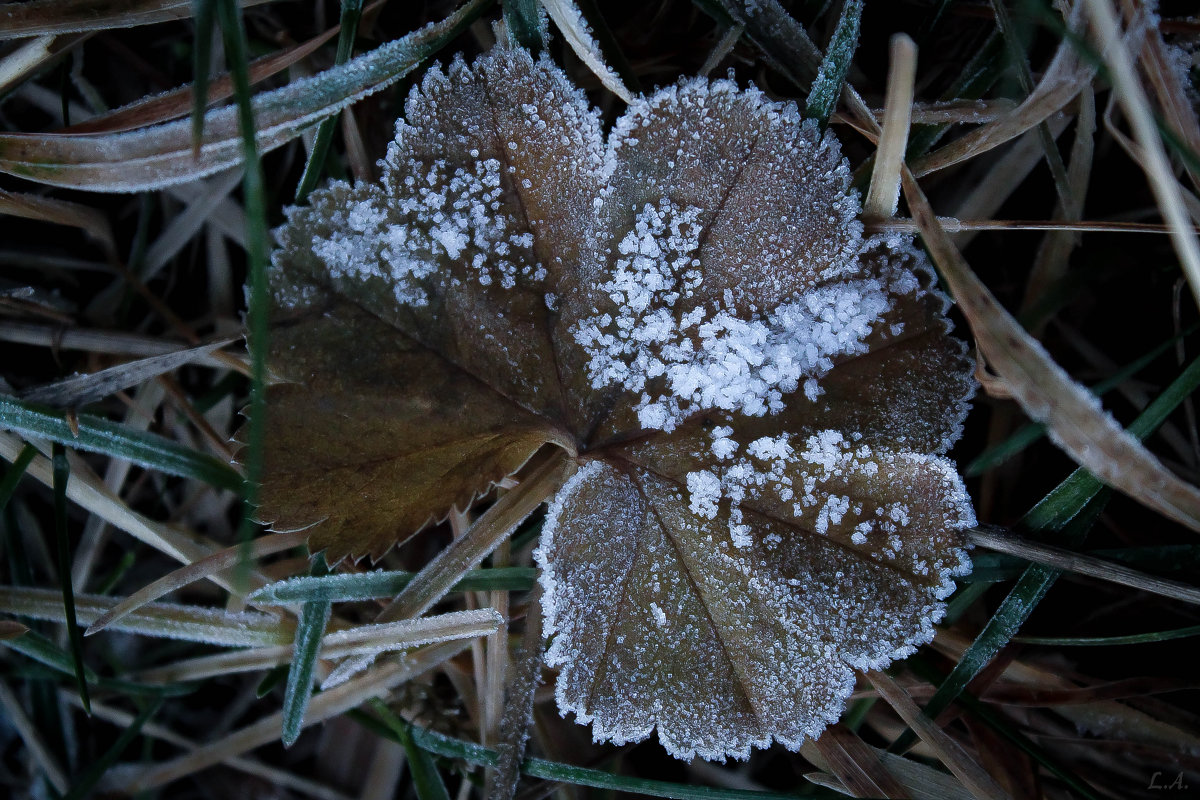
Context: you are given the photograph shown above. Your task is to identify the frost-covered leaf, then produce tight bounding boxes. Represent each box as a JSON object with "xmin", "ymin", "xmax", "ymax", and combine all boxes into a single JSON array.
[
  {"xmin": 261, "ymin": 44, "xmax": 976, "ymax": 759},
  {"xmin": 261, "ymin": 46, "xmax": 603, "ymax": 560}
]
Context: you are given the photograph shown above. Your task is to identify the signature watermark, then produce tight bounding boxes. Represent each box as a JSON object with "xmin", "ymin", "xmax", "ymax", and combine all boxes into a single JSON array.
[{"xmin": 1148, "ymin": 771, "xmax": 1192, "ymax": 792}]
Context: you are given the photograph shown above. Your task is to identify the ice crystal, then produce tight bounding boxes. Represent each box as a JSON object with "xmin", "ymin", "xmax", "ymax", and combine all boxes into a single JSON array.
[{"xmin": 263, "ymin": 45, "xmax": 976, "ymax": 762}]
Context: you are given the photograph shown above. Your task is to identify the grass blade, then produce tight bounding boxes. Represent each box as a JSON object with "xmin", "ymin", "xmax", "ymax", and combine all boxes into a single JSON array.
[
  {"xmin": 294, "ymin": 0, "xmax": 364, "ymax": 202},
  {"xmin": 399, "ymin": 722, "xmax": 839, "ymax": 800},
  {"xmin": 988, "ymin": 0, "xmax": 1072, "ymax": 210},
  {"xmin": 892, "ymin": 351, "xmax": 1200, "ymax": 753},
  {"xmin": 249, "ymin": 566, "xmax": 538, "ymax": 604},
  {"xmin": 0, "ymin": 443, "xmax": 36, "ymax": 513},
  {"xmin": 540, "ymin": 0, "xmax": 633, "ymax": 102},
  {"xmin": 3, "ymin": 627, "xmax": 99, "ymax": 682},
  {"xmin": 0, "ymin": 395, "xmax": 244, "ymax": 493},
  {"xmin": 63, "ymin": 694, "xmax": 164, "ymax": 800},
  {"xmin": 868, "ymin": 670, "xmax": 1009, "ymax": 800},
  {"xmin": 19, "ymin": 340, "xmax": 231, "ymax": 408},
  {"xmin": 903, "ymin": 169, "xmax": 1200, "ymax": 533},
  {"xmin": 281, "ymin": 554, "xmax": 332, "ymax": 747},
  {"xmin": 0, "ymin": 0, "xmax": 492, "ymax": 191},
  {"xmin": 0, "ymin": 0, "xmax": 274, "ymax": 38},
  {"xmin": 52, "ymin": 443, "xmax": 90, "ymax": 715},
  {"xmin": 905, "ymin": 655, "xmax": 1104, "ymax": 800},
  {"xmin": 215, "ymin": 0, "xmax": 271, "ymax": 583},
  {"xmin": 0, "ymin": 680, "xmax": 69, "ymax": 794},
  {"xmin": 966, "ymin": 323, "xmax": 1198, "ymax": 475},
  {"xmin": 803, "ymin": 0, "xmax": 862, "ymax": 127},
  {"xmin": 370, "ymin": 700, "xmax": 452, "ymax": 800},
  {"xmin": 2, "ymin": 585, "xmax": 292, "ymax": 646},
  {"xmin": 191, "ymin": 0, "xmax": 216, "ymax": 152},
  {"xmin": 1014, "ymin": 624, "xmax": 1200, "ymax": 646},
  {"xmin": 967, "ymin": 526, "xmax": 1200, "ymax": 607},
  {"xmin": 863, "ymin": 33, "xmax": 915, "ymax": 218},
  {"xmin": 503, "ymin": 0, "xmax": 544, "ymax": 52},
  {"xmin": 86, "ymin": 530, "xmax": 306, "ymax": 635}
]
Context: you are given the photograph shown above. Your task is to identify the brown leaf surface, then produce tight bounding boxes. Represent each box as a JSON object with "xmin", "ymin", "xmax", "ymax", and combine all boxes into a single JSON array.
[{"xmin": 262, "ymin": 45, "xmax": 977, "ymax": 758}]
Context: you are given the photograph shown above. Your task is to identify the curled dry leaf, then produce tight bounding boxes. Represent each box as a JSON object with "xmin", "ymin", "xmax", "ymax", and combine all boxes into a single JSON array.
[{"xmin": 260, "ymin": 46, "xmax": 976, "ymax": 760}]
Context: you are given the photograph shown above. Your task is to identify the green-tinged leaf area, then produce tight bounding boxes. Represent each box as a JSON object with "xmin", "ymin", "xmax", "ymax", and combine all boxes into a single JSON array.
[{"xmin": 263, "ymin": 46, "xmax": 975, "ymax": 760}]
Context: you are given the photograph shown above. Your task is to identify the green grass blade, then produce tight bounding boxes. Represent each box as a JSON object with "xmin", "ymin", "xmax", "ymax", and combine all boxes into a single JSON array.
[
  {"xmin": 503, "ymin": 0, "xmax": 544, "ymax": 52},
  {"xmin": 3, "ymin": 627, "xmax": 99, "ymax": 682},
  {"xmin": 63, "ymin": 694, "xmax": 164, "ymax": 800},
  {"xmin": 352, "ymin": 710, "xmax": 851, "ymax": 800},
  {"xmin": 52, "ymin": 443, "xmax": 90, "ymax": 715},
  {"xmin": 0, "ymin": 395, "xmax": 244, "ymax": 493},
  {"xmin": 1015, "ymin": 624, "xmax": 1200, "ymax": 646},
  {"xmin": 3, "ymin": 629, "xmax": 196, "ymax": 695},
  {"xmin": 803, "ymin": 0, "xmax": 862, "ymax": 127},
  {"xmin": 408, "ymin": 723, "xmax": 838, "ymax": 800},
  {"xmin": 0, "ymin": 443, "xmax": 36, "ymax": 513},
  {"xmin": 369, "ymin": 700, "xmax": 451, "ymax": 800},
  {"xmin": 3, "ymin": 500, "xmax": 70, "ymax": 765},
  {"xmin": 191, "ymin": 0, "xmax": 216, "ymax": 152},
  {"xmin": 294, "ymin": 0, "xmax": 364, "ymax": 202},
  {"xmin": 249, "ymin": 567, "xmax": 538, "ymax": 603},
  {"xmin": 894, "ymin": 352, "xmax": 1200, "ymax": 753},
  {"xmin": 216, "ymin": 0, "xmax": 270, "ymax": 576},
  {"xmin": 281, "ymin": 555, "xmax": 331, "ymax": 748}
]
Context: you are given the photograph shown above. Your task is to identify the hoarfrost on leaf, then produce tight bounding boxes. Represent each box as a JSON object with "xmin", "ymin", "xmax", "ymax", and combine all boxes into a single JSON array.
[{"xmin": 260, "ymin": 44, "xmax": 977, "ymax": 761}]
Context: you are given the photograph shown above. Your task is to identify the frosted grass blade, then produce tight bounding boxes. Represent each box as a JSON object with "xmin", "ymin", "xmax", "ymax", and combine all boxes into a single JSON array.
[
  {"xmin": 1, "ymin": 586, "xmax": 292, "ymax": 647},
  {"xmin": 294, "ymin": 0, "xmax": 364, "ymax": 202},
  {"xmin": 0, "ymin": 394, "xmax": 244, "ymax": 493},
  {"xmin": 540, "ymin": 0, "xmax": 633, "ymax": 102},
  {"xmin": 892, "ymin": 352, "xmax": 1200, "ymax": 753},
  {"xmin": 249, "ymin": 566, "xmax": 538, "ymax": 604},
  {"xmin": 503, "ymin": 0, "xmax": 545, "ymax": 51},
  {"xmin": 0, "ymin": 0, "xmax": 491, "ymax": 191},
  {"xmin": 281, "ymin": 555, "xmax": 332, "ymax": 748},
  {"xmin": 19, "ymin": 340, "xmax": 232, "ymax": 407},
  {"xmin": 803, "ymin": 0, "xmax": 862, "ymax": 127}
]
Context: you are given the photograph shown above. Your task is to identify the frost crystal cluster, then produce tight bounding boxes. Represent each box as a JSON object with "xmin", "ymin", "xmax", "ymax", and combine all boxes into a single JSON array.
[{"xmin": 263, "ymin": 46, "xmax": 977, "ymax": 762}]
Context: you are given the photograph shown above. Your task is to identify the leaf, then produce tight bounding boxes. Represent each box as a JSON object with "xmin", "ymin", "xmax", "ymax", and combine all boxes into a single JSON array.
[{"xmin": 261, "ymin": 46, "xmax": 976, "ymax": 759}]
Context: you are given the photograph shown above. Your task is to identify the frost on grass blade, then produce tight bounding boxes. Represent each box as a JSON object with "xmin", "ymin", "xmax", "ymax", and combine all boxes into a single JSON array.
[{"xmin": 257, "ymin": 43, "xmax": 977, "ymax": 758}]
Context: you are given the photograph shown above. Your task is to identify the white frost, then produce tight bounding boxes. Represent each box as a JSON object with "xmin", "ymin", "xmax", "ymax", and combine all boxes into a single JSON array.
[{"xmin": 574, "ymin": 199, "xmax": 890, "ymax": 431}]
